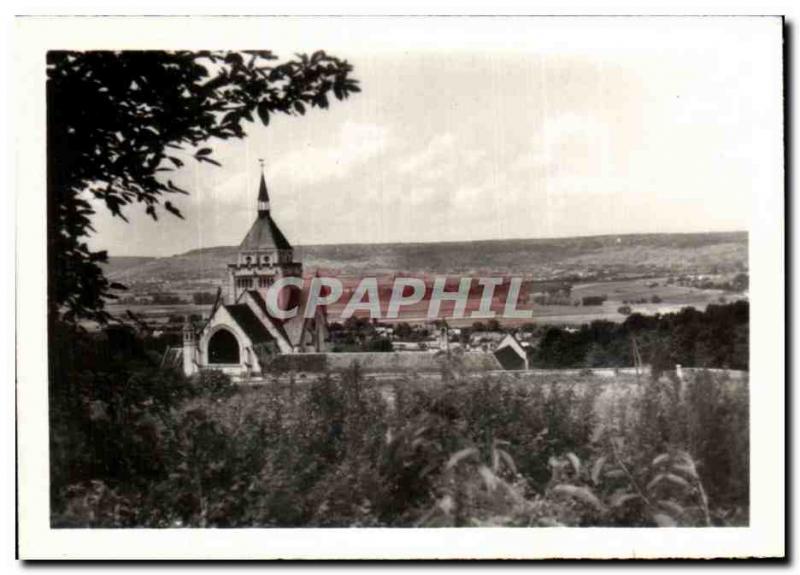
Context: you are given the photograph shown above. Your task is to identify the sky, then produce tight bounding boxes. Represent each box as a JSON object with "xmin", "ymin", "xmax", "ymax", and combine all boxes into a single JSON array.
[{"xmin": 85, "ymin": 17, "xmax": 782, "ymax": 257}]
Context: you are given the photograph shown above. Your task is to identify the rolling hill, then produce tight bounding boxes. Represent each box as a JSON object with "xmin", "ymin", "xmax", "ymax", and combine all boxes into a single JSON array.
[{"xmin": 103, "ymin": 231, "xmax": 748, "ymax": 288}]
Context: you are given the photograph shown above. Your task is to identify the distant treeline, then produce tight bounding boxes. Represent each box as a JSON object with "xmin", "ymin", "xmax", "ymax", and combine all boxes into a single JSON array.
[{"xmin": 534, "ymin": 301, "xmax": 748, "ymax": 372}]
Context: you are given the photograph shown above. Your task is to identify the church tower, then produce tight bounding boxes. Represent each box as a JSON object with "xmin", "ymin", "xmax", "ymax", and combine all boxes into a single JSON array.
[
  {"xmin": 227, "ymin": 163, "xmax": 302, "ymax": 303},
  {"xmin": 182, "ymin": 315, "xmax": 198, "ymax": 376}
]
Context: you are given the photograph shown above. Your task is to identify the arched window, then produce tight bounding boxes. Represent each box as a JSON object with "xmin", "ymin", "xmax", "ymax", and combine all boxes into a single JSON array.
[{"xmin": 208, "ymin": 329, "xmax": 240, "ymax": 364}]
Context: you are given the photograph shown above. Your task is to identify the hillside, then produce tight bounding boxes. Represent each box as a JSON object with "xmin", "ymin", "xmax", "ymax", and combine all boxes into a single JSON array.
[
  {"xmin": 101, "ymin": 256, "xmax": 157, "ymax": 278},
  {"xmin": 103, "ymin": 231, "xmax": 748, "ymax": 286}
]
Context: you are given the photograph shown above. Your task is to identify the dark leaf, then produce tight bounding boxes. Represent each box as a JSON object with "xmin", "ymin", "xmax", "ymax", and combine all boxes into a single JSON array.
[
  {"xmin": 197, "ymin": 156, "xmax": 222, "ymax": 167},
  {"xmin": 47, "ymin": 48, "xmax": 360, "ymax": 323},
  {"xmin": 257, "ymin": 100, "xmax": 270, "ymax": 125},
  {"xmin": 164, "ymin": 201, "xmax": 184, "ymax": 219}
]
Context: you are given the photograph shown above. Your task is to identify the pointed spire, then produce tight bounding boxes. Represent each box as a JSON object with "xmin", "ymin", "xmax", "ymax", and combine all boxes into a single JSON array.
[{"xmin": 257, "ymin": 159, "xmax": 270, "ymax": 215}]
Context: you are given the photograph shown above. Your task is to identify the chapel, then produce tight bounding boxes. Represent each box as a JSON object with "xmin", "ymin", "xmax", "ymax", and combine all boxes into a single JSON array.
[{"xmin": 182, "ymin": 166, "xmax": 330, "ymax": 378}]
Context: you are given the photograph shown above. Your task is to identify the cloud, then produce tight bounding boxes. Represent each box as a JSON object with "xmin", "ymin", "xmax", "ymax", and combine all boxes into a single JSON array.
[
  {"xmin": 270, "ymin": 121, "xmax": 391, "ymax": 185},
  {"xmin": 394, "ymin": 132, "xmax": 488, "ymax": 188},
  {"xmin": 512, "ymin": 112, "xmax": 609, "ymax": 173},
  {"xmin": 452, "ymin": 184, "xmax": 486, "ymax": 205},
  {"xmin": 396, "ymin": 133, "xmax": 455, "ymax": 175}
]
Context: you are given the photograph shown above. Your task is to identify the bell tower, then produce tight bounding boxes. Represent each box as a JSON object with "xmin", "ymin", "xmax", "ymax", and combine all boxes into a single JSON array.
[
  {"xmin": 182, "ymin": 315, "xmax": 197, "ymax": 376},
  {"xmin": 227, "ymin": 161, "xmax": 302, "ymax": 303}
]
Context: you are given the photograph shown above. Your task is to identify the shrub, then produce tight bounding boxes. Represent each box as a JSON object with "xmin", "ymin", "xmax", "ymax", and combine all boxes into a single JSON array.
[
  {"xmin": 49, "ymin": 321, "xmax": 195, "ymax": 522},
  {"xmin": 193, "ymin": 369, "xmax": 235, "ymax": 397},
  {"xmin": 51, "ymin": 331, "xmax": 749, "ymax": 528}
]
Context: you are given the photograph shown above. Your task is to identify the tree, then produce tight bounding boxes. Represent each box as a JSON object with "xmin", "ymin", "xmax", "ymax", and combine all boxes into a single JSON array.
[
  {"xmin": 193, "ymin": 292, "xmax": 218, "ymax": 305},
  {"xmin": 48, "ymin": 50, "xmax": 360, "ymax": 323},
  {"xmin": 394, "ymin": 322, "xmax": 413, "ymax": 340},
  {"xmin": 366, "ymin": 337, "xmax": 394, "ymax": 353}
]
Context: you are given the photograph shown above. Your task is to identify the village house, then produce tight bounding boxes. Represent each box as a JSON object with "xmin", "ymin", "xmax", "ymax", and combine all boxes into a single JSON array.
[
  {"xmin": 492, "ymin": 334, "xmax": 529, "ymax": 371},
  {"xmin": 469, "ymin": 330, "xmax": 506, "ymax": 349}
]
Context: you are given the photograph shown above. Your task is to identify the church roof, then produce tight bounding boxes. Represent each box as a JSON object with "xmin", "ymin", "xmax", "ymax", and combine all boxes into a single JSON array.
[
  {"xmin": 246, "ymin": 288, "xmax": 270, "ymax": 315},
  {"xmin": 240, "ymin": 172, "xmax": 292, "ymax": 251},
  {"xmin": 243, "ymin": 290, "xmax": 290, "ymax": 342},
  {"xmin": 242, "ymin": 288, "xmax": 321, "ymax": 348},
  {"xmin": 493, "ymin": 345, "xmax": 526, "ymax": 371},
  {"xmin": 240, "ymin": 211, "xmax": 292, "ymax": 251},
  {"xmin": 224, "ymin": 304, "xmax": 274, "ymax": 344},
  {"xmin": 493, "ymin": 334, "xmax": 528, "ymax": 370},
  {"xmin": 258, "ymin": 171, "xmax": 270, "ymax": 203}
]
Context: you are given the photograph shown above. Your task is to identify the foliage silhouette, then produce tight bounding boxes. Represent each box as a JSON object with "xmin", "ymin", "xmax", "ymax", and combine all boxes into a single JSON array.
[
  {"xmin": 47, "ymin": 50, "xmax": 359, "ymax": 323},
  {"xmin": 51, "ymin": 347, "xmax": 749, "ymax": 527},
  {"xmin": 534, "ymin": 301, "xmax": 748, "ymax": 371}
]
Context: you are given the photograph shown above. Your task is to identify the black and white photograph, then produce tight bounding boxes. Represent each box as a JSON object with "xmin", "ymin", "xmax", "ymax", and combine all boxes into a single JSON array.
[{"xmin": 14, "ymin": 14, "xmax": 785, "ymax": 560}]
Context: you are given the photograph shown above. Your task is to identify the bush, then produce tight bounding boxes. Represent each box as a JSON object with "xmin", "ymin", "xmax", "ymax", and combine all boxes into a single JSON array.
[
  {"xmin": 193, "ymin": 369, "xmax": 235, "ymax": 397},
  {"xmin": 582, "ymin": 295, "xmax": 607, "ymax": 306},
  {"xmin": 49, "ymin": 322, "xmax": 194, "ymax": 522},
  {"xmin": 535, "ymin": 301, "xmax": 749, "ymax": 370},
  {"xmin": 50, "ymin": 325, "xmax": 749, "ymax": 528},
  {"xmin": 366, "ymin": 337, "xmax": 394, "ymax": 352}
]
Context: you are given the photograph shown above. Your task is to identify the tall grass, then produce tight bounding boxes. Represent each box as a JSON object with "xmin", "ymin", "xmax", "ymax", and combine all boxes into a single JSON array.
[{"xmin": 51, "ymin": 366, "xmax": 748, "ymax": 527}]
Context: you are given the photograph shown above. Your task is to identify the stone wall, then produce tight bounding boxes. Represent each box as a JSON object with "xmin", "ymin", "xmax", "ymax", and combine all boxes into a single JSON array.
[{"xmin": 267, "ymin": 351, "xmax": 501, "ymax": 374}]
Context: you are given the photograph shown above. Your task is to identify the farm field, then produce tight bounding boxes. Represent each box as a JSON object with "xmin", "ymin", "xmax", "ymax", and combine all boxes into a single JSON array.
[
  {"xmin": 102, "ymin": 276, "xmax": 744, "ymax": 329},
  {"xmin": 104, "ymin": 302, "xmax": 209, "ymax": 322},
  {"xmin": 528, "ymin": 277, "xmax": 737, "ymax": 326},
  {"xmin": 98, "ymin": 232, "xmax": 748, "ymax": 329}
]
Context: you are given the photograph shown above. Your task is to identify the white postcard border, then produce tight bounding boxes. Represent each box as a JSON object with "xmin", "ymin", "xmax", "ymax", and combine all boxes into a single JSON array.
[{"xmin": 15, "ymin": 15, "xmax": 785, "ymax": 559}]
